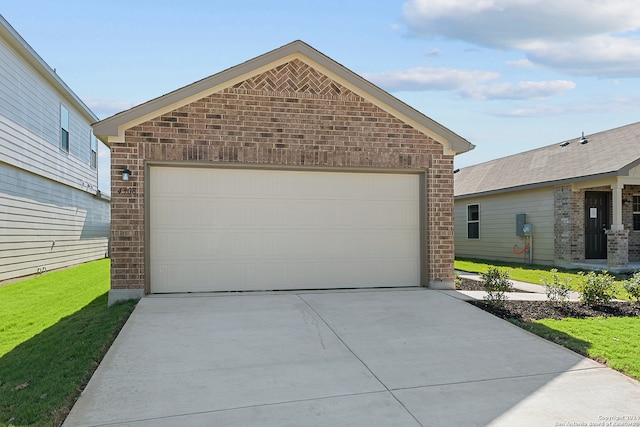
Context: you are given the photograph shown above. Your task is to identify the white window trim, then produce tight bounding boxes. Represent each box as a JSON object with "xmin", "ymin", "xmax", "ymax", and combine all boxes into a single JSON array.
[
  {"xmin": 90, "ymin": 131, "xmax": 97, "ymax": 169},
  {"xmin": 60, "ymin": 104, "xmax": 70, "ymax": 153},
  {"xmin": 467, "ymin": 203, "xmax": 480, "ymax": 240},
  {"xmin": 633, "ymin": 194, "xmax": 640, "ymax": 231}
]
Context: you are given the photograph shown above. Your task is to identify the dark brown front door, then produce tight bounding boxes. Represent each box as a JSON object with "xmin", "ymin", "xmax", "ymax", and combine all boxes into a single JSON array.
[{"xmin": 584, "ymin": 191, "xmax": 609, "ymax": 259}]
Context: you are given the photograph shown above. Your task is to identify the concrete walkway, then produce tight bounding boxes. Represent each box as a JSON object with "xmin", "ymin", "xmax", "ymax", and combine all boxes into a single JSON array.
[
  {"xmin": 447, "ymin": 271, "xmax": 583, "ymax": 302},
  {"xmin": 63, "ymin": 289, "xmax": 640, "ymax": 427}
]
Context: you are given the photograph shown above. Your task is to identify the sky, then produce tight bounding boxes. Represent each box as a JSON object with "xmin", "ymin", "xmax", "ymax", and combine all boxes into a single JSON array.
[{"xmin": 3, "ymin": 0, "xmax": 640, "ymax": 194}]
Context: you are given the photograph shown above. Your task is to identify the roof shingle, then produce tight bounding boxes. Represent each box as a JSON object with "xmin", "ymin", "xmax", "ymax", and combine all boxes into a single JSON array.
[{"xmin": 455, "ymin": 121, "xmax": 640, "ymax": 197}]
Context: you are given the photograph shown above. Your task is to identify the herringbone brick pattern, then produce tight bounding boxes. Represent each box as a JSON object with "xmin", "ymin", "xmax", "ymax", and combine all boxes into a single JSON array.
[{"xmin": 233, "ymin": 59, "xmax": 355, "ymax": 96}]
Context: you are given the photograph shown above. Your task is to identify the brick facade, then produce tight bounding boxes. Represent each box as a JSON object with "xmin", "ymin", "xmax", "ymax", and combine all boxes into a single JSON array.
[
  {"xmin": 554, "ymin": 185, "xmax": 585, "ymax": 263},
  {"xmin": 607, "ymin": 230, "xmax": 629, "ymax": 267},
  {"xmin": 554, "ymin": 184, "xmax": 640, "ymax": 265},
  {"xmin": 110, "ymin": 60, "xmax": 455, "ymax": 293},
  {"xmin": 553, "ymin": 186, "xmax": 572, "ymax": 262}
]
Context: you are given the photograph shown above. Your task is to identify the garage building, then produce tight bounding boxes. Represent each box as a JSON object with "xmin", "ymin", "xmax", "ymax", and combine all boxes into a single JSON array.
[{"xmin": 94, "ymin": 41, "xmax": 474, "ymax": 304}]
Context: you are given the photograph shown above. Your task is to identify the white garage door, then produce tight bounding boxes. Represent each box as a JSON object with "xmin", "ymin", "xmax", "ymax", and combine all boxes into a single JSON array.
[{"xmin": 149, "ymin": 167, "xmax": 421, "ymax": 293}]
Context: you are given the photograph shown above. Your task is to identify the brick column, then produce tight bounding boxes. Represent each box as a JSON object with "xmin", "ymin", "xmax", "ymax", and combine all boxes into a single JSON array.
[
  {"xmin": 554, "ymin": 186, "xmax": 571, "ymax": 263},
  {"xmin": 607, "ymin": 229, "xmax": 629, "ymax": 269},
  {"xmin": 108, "ymin": 141, "xmax": 145, "ymax": 305}
]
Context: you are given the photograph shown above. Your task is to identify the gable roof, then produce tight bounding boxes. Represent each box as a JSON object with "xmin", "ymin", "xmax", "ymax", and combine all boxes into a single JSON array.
[
  {"xmin": 93, "ymin": 40, "xmax": 474, "ymax": 155},
  {"xmin": 0, "ymin": 14, "xmax": 97, "ymax": 123},
  {"xmin": 455, "ymin": 121, "xmax": 640, "ymax": 198}
]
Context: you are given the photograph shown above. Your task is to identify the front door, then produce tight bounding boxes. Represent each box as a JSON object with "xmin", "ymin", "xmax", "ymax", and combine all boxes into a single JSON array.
[{"xmin": 584, "ymin": 191, "xmax": 609, "ymax": 259}]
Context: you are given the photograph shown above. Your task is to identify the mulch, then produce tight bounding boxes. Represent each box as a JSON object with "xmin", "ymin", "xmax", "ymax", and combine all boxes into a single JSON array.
[{"xmin": 456, "ymin": 277, "xmax": 640, "ymax": 321}]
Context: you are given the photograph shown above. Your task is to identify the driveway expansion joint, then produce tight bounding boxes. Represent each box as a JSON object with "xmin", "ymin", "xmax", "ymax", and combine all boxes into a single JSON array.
[{"xmin": 296, "ymin": 294, "xmax": 424, "ymax": 427}]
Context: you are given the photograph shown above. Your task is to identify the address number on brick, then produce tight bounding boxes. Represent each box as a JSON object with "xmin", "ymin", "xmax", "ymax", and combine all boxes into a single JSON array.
[{"xmin": 118, "ymin": 188, "xmax": 137, "ymax": 195}]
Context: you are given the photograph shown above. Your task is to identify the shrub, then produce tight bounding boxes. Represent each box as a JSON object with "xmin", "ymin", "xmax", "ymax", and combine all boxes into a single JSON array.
[
  {"xmin": 541, "ymin": 268, "xmax": 572, "ymax": 305},
  {"xmin": 454, "ymin": 274, "xmax": 462, "ymax": 289},
  {"xmin": 481, "ymin": 267, "xmax": 513, "ymax": 306},
  {"xmin": 578, "ymin": 270, "xmax": 616, "ymax": 306},
  {"xmin": 622, "ymin": 272, "xmax": 640, "ymax": 305}
]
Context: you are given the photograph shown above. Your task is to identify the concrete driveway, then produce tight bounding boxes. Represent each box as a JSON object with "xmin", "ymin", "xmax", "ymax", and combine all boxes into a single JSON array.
[{"xmin": 64, "ymin": 289, "xmax": 640, "ymax": 426}]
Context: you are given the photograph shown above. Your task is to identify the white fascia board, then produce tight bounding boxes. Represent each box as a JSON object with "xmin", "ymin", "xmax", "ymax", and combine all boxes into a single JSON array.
[
  {"xmin": 0, "ymin": 14, "xmax": 98, "ymax": 123},
  {"xmin": 95, "ymin": 40, "xmax": 474, "ymax": 155}
]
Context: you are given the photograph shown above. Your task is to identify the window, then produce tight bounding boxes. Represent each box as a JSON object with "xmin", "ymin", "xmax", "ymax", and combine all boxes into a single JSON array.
[
  {"xmin": 467, "ymin": 204, "xmax": 479, "ymax": 239},
  {"xmin": 90, "ymin": 131, "xmax": 97, "ymax": 169},
  {"xmin": 60, "ymin": 105, "xmax": 69, "ymax": 152},
  {"xmin": 633, "ymin": 195, "xmax": 640, "ymax": 231}
]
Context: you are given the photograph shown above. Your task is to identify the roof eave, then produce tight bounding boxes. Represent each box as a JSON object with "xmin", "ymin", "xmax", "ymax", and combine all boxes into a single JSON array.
[
  {"xmin": 94, "ymin": 40, "xmax": 474, "ymax": 154},
  {"xmin": 454, "ymin": 170, "xmax": 622, "ymax": 199},
  {"xmin": 0, "ymin": 14, "xmax": 98, "ymax": 124}
]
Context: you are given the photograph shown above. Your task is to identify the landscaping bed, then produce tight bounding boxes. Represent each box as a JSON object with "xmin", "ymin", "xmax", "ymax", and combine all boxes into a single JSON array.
[
  {"xmin": 471, "ymin": 299, "xmax": 640, "ymax": 321},
  {"xmin": 457, "ymin": 277, "xmax": 640, "ymax": 321}
]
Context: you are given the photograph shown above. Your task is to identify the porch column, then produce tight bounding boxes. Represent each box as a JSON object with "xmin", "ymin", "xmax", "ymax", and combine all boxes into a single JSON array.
[
  {"xmin": 611, "ymin": 182, "xmax": 624, "ymax": 231},
  {"xmin": 608, "ymin": 181, "xmax": 628, "ymax": 269}
]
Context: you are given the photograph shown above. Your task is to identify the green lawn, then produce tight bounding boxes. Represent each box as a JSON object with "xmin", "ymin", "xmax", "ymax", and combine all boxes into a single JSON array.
[
  {"xmin": 0, "ymin": 259, "xmax": 137, "ymax": 427},
  {"xmin": 455, "ymin": 257, "xmax": 631, "ymax": 299},
  {"xmin": 518, "ymin": 317, "xmax": 640, "ymax": 381},
  {"xmin": 455, "ymin": 257, "xmax": 590, "ymax": 286}
]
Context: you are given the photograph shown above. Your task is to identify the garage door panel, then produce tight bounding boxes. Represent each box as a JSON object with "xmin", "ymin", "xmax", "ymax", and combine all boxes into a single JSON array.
[
  {"xmin": 151, "ymin": 231, "xmax": 419, "ymax": 260},
  {"xmin": 152, "ymin": 258, "xmax": 420, "ymax": 293},
  {"xmin": 150, "ymin": 167, "xmax": 421, "ymax": 293}
]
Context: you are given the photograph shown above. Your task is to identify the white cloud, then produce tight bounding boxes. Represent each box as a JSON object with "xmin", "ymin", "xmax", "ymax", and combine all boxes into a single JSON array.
[
  {"xmin": 506, "ymin": 59, "xmax": 534, "ymax": 68},
  {"xmin": 366, "ymin": 65, "xmax": 574, "ymax": 101},
  {"xmin": 365, "ymin": 67, "xmax": 499, "ymax": 92},
  {"xmin": 426, "ymin": 48, "xmax": 441, "ymax": 57},
  {"xmin": 491, "ymin": 94, "xmax": 640, "ymax": 117},
  {"xmin": 402, "ymin": 0, "xmax": 640, "ymax": 77},
  {"xmin": 521, "ymin": 35, "xmax": 640, "ymax": 77},
  {"xmin": 461, "ymin": 80, "xmax": 576, "ymax": 100}
]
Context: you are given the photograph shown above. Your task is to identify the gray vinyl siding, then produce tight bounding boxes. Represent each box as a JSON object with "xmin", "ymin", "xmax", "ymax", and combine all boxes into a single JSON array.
[
  {"xmin": 454, "ymin": 187, "xmax": 555, "ymax": 265},
  {"xmin": 0, "ymin": 26, "xmax": 108, "ymax": 282},
  {"xmin": 0, "ymin": 163, "xmax": 109, "ymax": 281},
  {"xmin": 0, "ymin": 35, "xmax": 96, "ymax": 192},
  {"xmin": 628, "ymin": 164, "xmax": 640, "ymax": 179}
]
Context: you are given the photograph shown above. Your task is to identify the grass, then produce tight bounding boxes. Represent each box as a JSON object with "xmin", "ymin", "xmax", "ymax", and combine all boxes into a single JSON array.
[
  {"xmin": 517, "ymin": 317, "xmax": 640, "ymax": 381},
  {"xmin": 455, "ymin": 257, "xmax": 587, "ymax": 286},
  {"xmin": 0, "ymin": 259, "xmax": 137, "ymax": 427},
  {"xmin": 455, "ymin": 257, "xmax": 632, "ymax": 299}
]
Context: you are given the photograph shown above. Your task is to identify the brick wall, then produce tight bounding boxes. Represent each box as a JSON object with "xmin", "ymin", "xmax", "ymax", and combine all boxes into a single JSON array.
[
  {"xmin": 607, "ymin": 230, "xmax": 629, "ymax": 267},
  {"xmin": 110, "ymin": 60, "xmax": 455, "ymax": 292},
  {"xmin": 554, "ymin": 185, "xmax": 572, "ymax": 262},
  {"xmin": 554, "ymin": 185, "xmax": 586, "ymax": 263}
]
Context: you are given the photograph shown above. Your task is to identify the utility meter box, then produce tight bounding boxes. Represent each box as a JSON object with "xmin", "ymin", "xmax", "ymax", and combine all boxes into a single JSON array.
[
  {"xmin": 522, "ymin": 223, "xmax": 532, "ymax": 237},
  {"xmin": 516, "ymin": 214, "xmax": 526, "ymax": 236}
]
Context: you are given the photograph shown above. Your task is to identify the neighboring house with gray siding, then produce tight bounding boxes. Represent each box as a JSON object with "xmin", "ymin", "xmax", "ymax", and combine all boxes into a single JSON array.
[
  {"xmin": 454, "ymin": 122, "xmax": 640, "ymax": 271},
  {"xmin": 0, "ymin": 15, "xmax": 109, "ymax": 282}
]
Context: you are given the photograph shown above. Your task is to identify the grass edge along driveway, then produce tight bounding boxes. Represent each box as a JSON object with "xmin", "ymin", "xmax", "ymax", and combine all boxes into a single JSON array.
[
  {"xmin": 517, "ymin": 317, "xmax": 640, "ymax": 381},
  {"xmin": 0, "ymin": 259, "xmax": 137, "ymax": 427}
]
